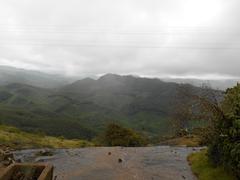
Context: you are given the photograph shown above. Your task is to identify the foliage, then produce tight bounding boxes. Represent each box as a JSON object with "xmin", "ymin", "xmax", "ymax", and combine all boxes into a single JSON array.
[
  {"xmin": 208, "ymin": 84, "xmax": 240, "ymax": 178},
  {"xmin": 188, "ymin": 150, "xmax": 236, "ymax": 180},
  {"xmin": 0, "ymin": 75, "xmax": 210, "ymax": 140},
  {"xmin": 0, "ymin": 104, "xmax": 97, "ymax": 140},
  {"xmin": 171, "ymin": 84, "xmax": 216, "ymax": 137},
  {"xmin": 191, "ymin": 127, "xmax": 213, "ymax": 145},
  {"xmin": 103, "ymin": 123, "xmax": 148, "ymax": 147},
  {"xmin": 0, "ymin": 125, "xmax": 93, "ymax": 149}
]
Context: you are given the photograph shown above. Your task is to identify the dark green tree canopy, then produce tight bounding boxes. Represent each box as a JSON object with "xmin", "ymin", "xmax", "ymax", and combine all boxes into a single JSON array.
[
  {"xmin": 208, "ymin": 83, "xmax": 240, "ymax": 178},
  {"xmin": 103, "ymin": 123, "xmax": 147, "ymax": 147}
]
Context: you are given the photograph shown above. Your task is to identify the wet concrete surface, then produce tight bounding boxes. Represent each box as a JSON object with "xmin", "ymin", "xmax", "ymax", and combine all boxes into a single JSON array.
[{"xmin": 13, "ymin": 146, "xmax": 202, "ymax": 180}]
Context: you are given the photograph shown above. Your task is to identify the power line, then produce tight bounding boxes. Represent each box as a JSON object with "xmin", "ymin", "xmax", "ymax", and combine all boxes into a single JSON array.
[
  {"xmin": 0, "ymin": 25, "xmax": 239, "ymax": 35},
  {"xmin": 0, "ymin": 25, "xmax": 239, "ymax": 50},
  {"xmin": 0, "ymin": 42, "xmax": 239, "ymax": 50},
  {"xmin": 0, "ymin": 30, "xmax": 239, "ymax": 35}
]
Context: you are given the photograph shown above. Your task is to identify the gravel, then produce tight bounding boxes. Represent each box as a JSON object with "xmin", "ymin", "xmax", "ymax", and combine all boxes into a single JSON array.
[{"xmin": 13, "ymin": 146, "xmax": 203, "ymax": 180}]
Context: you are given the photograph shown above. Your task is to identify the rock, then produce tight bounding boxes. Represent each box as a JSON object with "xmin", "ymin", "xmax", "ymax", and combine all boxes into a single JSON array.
[
  {"xmin": 108, "ymin": 152, "xmax": 111, "ymax": 155},
  {"xmin": 118, "ymin": 158, "xmax": 123, "ymax": 163},
  {"xmin": 35, "ymin": 149, "xmax": 54, "ymax": 157}
]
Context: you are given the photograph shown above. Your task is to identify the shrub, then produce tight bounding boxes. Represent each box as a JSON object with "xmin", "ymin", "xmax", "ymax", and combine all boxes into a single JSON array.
[
  {"xmin": 188, "ymin": 150, "xmax": 237, "ymax": 180},
  {"xmin": 208, "ymin": 84, "xmax": 240, "ymax": 178},
  {"xmin": 191, "ymin": 127, "xmax": 212, "ymax": 145},
  {"xmin": 103, "ymin": 123, "xmax": 148, "ymax": 147}
]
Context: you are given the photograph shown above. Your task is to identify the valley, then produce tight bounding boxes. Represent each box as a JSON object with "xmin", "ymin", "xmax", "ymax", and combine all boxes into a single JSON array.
[{"xmin": 0, "ymin": 71, "xmax": 210, "ymax": 140}]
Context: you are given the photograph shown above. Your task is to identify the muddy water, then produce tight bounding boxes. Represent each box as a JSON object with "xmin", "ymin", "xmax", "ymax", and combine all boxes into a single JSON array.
[{"xmin": 13, "ymin": 146, "xmax": 202, "ymax": 180}]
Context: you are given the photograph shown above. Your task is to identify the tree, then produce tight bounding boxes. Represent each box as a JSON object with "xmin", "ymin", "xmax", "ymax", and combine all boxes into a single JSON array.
[
  {"xmin": 171, "ymin": 83, "xmax": 225, "ymax": 146},
  {"xmin": 172, "ymin": 83, "xmax": 240, "ymax": 177},
  {"xmin": 171, "ymin": 84, "xmax": 194, "ymax": 136},
  {"xmin": 171, "ymin": 84, "xmax": 216, "ymax": 136},
  {"xmin": 208, "ymin": 84, "xmax": 240, "ymax": 178},
  {"xmin": 103, "ymin": 123, "xmax": 147, "ymax": 147}
]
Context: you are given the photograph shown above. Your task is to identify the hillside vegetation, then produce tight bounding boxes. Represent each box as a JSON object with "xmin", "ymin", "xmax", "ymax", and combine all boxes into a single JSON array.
[
  {"xmin": 0, "ymin": 125, "xmax": 93, "ymax": 149},
  {"xmin": 207, "ymin": 84, "xmax": 240, "ymax": 178},
  {"xmin": 101, "ymin": 123, "xmax": 148, "ymax": 147},
  {"xmin": 0, "ymin": 65, "xmax": 72, "ymax": 88},
  {"xmin": 188, "ymin": 150, "xmax": 236, "ymax": 180},
  {"xmin": 185, "ymin": 83, "xmax": 240, "ymax": 179},
  {"xmin": 0, "ymin": 73, "xmax": 218, "ymax": 140}
]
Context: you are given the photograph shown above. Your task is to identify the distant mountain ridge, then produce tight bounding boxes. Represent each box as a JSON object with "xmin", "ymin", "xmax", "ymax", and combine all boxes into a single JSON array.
[
  {"xmin": 162, "ymin": 78, "xmax": 240, "ymax": 90},
  {"xmin": 0, "ymin": 65, "xmax": 73, "ymax": 88},
  {"xmin": 0, "ymin": 65, "xmax": 238, "ymax": 90},
  {"xmin": 0, "ymin": 66, "xmax": 226, "ymax": 140},
  {"xmin": 0, "ymin": 72, "xmax": 212, "ymax": 140}
]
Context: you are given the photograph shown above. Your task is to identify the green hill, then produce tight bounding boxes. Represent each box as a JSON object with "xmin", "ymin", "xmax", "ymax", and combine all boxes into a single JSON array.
[
  {"xmin": 0, "ymin": 125, "xmax": 92, "ymax": 149},
  {"xmin": 0, "ymin": 65, "xmax": 72, "ymax": 88},
  {"xmin": 0, "ymin": 74, "xmax": 218, "ymax": 140}
]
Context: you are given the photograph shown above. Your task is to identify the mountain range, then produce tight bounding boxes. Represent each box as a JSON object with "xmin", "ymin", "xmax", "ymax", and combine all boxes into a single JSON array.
[
  {"xmin": 0, "ymin": 66, "xmax": 233, "ymax": 140},
  {"xmin": 0, "ymin": 65, "xmax": 74, "ymax": 88},
  {"xmin": 0, "ymin": 66, "xmax": 239, "ymax": 90}
]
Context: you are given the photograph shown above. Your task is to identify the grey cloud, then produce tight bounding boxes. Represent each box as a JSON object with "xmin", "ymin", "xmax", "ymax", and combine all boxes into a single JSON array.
[{"xmin": 0, "ymin": 0, "xmax": 240, "ymax": 79}]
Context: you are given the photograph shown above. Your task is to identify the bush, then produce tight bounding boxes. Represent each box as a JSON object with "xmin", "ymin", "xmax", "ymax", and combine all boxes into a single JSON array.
[
  {"xmin": 188, "ymin": 150, "xmax": 237, "ymax": 180},
  {"xmin": 191, "ymin": 127, "xmax": 213, "ymax": 145},
  {"xmin": 208, "ymin": 84, "xmax": 240, "ymax": 178},
  {"xmin": 103, "ymin": 123, "xmax": 148, "ymax": 147}
]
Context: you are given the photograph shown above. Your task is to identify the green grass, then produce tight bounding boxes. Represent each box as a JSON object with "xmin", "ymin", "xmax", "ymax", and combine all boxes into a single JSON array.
[
  {"xmin": 188, "ymin": 150, "xmax": 237, "ymax": 180},
  {"xmin": 161, "ymin": 135, "xmax": 201, "ymax": 147},
  {"xmin": 0, "ymin": 125, "xmax": 93, "ymax": 149}
]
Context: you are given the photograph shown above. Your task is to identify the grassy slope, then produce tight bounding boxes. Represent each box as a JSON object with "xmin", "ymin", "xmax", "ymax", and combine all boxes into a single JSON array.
[
  {"xmin": 0, "ymin": 125, "xmax": 93, "ymax": 149},
  {"xmin": 188, "ymin": 150, "xmax": 236, "ymax": 180},
  {"xmin": 161, "ymin": 135, "xmax": 201, "ymax": 147},
  {"xmin": 0, "ymin": 76, "xmax": 212, "ymax": 140}
]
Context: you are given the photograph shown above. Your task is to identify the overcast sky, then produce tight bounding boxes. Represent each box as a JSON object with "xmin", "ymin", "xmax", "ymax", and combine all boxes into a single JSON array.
[{"xmin": 0, "ymin": 0, "xmax": 240, "ymax": 79}]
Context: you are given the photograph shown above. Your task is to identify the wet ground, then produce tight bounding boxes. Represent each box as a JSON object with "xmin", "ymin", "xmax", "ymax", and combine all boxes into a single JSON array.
[{"xmin": 13, "ymin": 146, "xmax": 202, "ymax": 180}]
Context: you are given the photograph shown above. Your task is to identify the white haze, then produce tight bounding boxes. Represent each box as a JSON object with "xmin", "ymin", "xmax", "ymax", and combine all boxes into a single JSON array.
[{"xmin": 0, "ymin": 0, "xmax": 240, "ymax": 80}]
